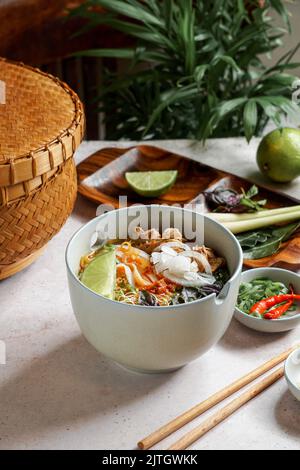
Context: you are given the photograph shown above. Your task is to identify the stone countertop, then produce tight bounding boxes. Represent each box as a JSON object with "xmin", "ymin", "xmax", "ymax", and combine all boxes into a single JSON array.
[{"xmin": 0, "ymin": 139, "xmax": 300, "ymax": 451}]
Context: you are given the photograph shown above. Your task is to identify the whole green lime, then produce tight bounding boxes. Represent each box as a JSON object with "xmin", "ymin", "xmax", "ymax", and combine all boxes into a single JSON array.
[{"xmin": 257, "ymin": 128, "xmax": 300, "ymax": 183}]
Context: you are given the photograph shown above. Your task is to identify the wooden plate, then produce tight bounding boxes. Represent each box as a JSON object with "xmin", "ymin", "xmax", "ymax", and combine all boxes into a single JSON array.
[
  {"xmin": 77, "ymin": 145, "xmax": 300, "ymax": 268},
  {"xmin": 77, "ymin": 145, "xmax": 223, "ymax": 206}
]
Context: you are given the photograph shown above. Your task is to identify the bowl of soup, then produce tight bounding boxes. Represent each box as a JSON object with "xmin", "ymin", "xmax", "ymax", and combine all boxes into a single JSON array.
[{"xmin": 66, "ymin": 205, "xmax": 242, "ymax": 372}]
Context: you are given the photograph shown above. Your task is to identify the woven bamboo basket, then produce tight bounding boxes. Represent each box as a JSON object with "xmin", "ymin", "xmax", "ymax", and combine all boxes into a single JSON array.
[{"xmin": 0, "ymin": 58, "xmax": 84, "ymax": 280}]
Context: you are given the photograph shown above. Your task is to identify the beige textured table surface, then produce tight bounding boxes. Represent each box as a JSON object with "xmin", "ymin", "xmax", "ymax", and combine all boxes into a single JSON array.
[{"xmin": 0, "ymin": 139, "xmax": 300, "ymax": 450}]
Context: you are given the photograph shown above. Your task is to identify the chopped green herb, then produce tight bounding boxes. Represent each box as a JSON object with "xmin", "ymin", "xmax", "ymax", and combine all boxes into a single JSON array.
[
  {"xmin": 236, "ymin": 277, "xmax": 296, "ymax": 318},
  {"xmin": 204, "ymin": 185, "xmax": 267, "ymax": 213}
]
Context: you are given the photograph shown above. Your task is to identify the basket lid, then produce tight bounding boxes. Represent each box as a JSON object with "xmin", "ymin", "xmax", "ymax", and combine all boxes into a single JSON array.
[{"xmin": 0, "ymin": 58, "xmax": 84, "ymax": 187}]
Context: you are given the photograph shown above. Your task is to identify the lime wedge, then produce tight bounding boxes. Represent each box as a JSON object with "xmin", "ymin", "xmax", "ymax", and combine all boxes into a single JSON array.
[
  {"xmin": 81, "ymin": 246, "xmax": 116, "ymax": 299},
  {"xmin": 125, "ymin": 170, "xmax": 178, "ymax": 197}
]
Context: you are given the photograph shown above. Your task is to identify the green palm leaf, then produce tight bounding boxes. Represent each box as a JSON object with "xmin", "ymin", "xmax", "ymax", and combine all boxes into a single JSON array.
[
  {"xmin": 90, "ymin": 0, "xmax": 163, "ymax": 26},
  {"xmin": 243, "ymin": 100, "xmax": 258, "ymax": 142},
  {"xmin": 71, "ymin": 0, "xmax": 300, "ymax": 141}
]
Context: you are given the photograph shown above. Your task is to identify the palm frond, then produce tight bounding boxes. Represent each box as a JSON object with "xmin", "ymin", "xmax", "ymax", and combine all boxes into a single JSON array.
[{"xmin": 71, "ymin": 0, "xmax": 300, "ymax": 141}]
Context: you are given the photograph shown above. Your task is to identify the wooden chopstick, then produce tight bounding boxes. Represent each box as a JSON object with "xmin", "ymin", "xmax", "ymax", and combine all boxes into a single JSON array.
[
  {"xmin": 168, "ymin": 366, "xmax": 284, "ymax": 450},
  {"xmin": 138, "ymin": 345, "xmax": 296, "ymax": 450}
]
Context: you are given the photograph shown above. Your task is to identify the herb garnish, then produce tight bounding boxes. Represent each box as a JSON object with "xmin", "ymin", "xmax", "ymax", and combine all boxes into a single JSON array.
[
  {"xmin": 204, "ymin": 185, "xmax": 267, "ymax": 213},
  {"xmin": 237, "ymin": 278, "xmax": 296, "ymax": 317},
  {"xmin": 237, "ymin": 222, "xmax": 300, "ymax": 259}
]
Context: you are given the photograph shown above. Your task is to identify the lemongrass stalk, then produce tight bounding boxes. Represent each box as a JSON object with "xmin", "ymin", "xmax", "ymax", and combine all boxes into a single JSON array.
[
  {"xmin": 223, "ymin": 210, "xmax": 300, "ymax": 234},
  {"xmin": 208, "ymin": 205, "xmax": 300, "ymax": 223}
]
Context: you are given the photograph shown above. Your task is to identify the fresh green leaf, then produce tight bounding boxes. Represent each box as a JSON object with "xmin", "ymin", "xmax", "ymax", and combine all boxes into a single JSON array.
[
  {"xmin": 89, "ymin": 0, "xmax": 163, "ymax": 26},
  {"xmin": 213, "ymin": 55, "xmax": 241, "ymax": 73},
  {"xmin": 73, "ymin": 48, "xmax": 136, "ymax": 59},
  {"xmin": 70, "ymin": 0, "xmax": 300, "ymax": 141},
  {"xmin": 237, "ymin": 222, "xmax": 300, "ymax": 259},
  {"xmin": 242, "ymin": 235, "xmax": 283, "ymax": 259},
  {"xmin": 143, "ymin": 85, "xmax": 198, "ymax": 136},
  {"xmin": 237, "ymin": 278, "xmax": 291, "ymax": 315},
  {"xmin": 194, "ymin": 65, "xmax": 208, "ymax": 86},
  {"xmin": 243, "ymin": 100, "xmax": 258, "ymax": 142},
  {"xmin": 269, "ymin": 0, "xmax": 291, "ymax": 31},
  {"xmin": 216, "ymin": 98, "xmax": 248, "ymax": 118}
]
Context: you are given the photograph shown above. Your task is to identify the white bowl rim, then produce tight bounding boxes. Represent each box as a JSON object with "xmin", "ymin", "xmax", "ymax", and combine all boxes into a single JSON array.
[
  {"xmin": 65, "ymin": 205, "xmax": 243, "ymax": 310},
  {"xmin": 284, "ymin": 347, "xmax": 300, "ymax": 391},
  {"xmin": 235, "ymin": 267, "xmax": 300, "ymax": 323}
]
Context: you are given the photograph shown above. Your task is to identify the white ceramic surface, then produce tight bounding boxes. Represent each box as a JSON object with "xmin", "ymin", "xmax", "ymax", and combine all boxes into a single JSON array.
[
  {"xmin": 285, "ymin": 348, "xmax": 300, "ymax": 401},
  {"xmin": 235, "ymin": 268, "xmax": 300, "ymax": 333},
  {"xmin": 66, "ymin": 205, "xmax": 243, "ymax": 372}
]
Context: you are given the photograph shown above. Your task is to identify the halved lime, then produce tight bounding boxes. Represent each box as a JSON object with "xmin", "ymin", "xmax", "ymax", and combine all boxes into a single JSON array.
[
  {"xmin": 81, "ymin": 246, "xmax": 116, "ymax": 299},
  {"xmin": 125, "ymin": 170, "xmax": 178, "ymax": 197}
]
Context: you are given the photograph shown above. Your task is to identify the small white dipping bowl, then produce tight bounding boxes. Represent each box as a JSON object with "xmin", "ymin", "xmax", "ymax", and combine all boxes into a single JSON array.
[
  {"xmin": 235, "ymin": 267, "xmax": 300, "ymax": 333},
  {"xmin": 285, "ymin": 348, "xmax": 300, "ymax": 401},
  {"xmin": 66, "ymin": 205, "xmax": 243, "ymax": 373}
]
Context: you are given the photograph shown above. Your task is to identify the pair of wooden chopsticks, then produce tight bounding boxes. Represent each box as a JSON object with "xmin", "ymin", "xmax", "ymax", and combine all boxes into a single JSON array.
[{"xmin": 138, "ymin": 345, "xmax": 297, "ymax": 450}]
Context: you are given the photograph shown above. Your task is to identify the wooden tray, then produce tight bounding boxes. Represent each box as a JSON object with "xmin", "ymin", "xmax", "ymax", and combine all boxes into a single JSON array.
[{"xmin": 77, "ymin": 145, "xmax": 300, "ymax": 269}]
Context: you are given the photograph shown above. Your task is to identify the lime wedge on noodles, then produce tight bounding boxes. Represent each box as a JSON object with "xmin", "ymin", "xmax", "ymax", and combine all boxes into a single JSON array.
[
  {"xmin": 125, "ymin": 170, "xmax": 178, "ymax": 197},
  {"xmin": 81, "ymin": 246, "xmax": 116, "ymax": 299}
]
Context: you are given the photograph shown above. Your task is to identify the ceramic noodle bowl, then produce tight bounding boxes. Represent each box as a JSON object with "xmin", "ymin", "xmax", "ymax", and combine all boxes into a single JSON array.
[{"xmin": 66, "ymin": 206, "xmax": 243, "ymax": 373}]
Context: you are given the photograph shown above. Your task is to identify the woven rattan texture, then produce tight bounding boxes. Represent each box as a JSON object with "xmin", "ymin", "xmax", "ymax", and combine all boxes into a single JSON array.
[
  {"xmin": 0, "ymin": 58, "xmax": 83, "ymax": 275},
  {"xmin": 0, "ymin": 59, "xmax": 76, "ymax": 161},
  {"xmin": 0, "ymin": 58, "xmax": 84, "ymax": 193},
  {"xmin": 0, "ymin": 158, "xmax": 77, "ymax": 265}
]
